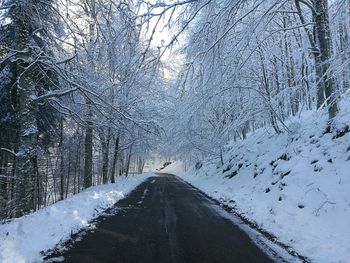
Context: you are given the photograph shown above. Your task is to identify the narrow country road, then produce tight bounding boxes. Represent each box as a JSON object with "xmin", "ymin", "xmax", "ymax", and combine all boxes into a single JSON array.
[{"xmin": 46, "ymin": 174, "xmax": 276, "ymax": 263}]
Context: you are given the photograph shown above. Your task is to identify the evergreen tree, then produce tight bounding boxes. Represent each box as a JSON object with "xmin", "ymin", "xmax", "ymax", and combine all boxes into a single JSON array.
[{"xmin": 0, "ymin": 0, "xmax": 61, "ymax": 216}]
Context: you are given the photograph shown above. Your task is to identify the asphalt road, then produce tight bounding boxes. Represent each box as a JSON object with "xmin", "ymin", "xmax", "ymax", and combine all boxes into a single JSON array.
[{"xmin": 46, "ymin": 174, "xmax": 275, "ymax": 263}]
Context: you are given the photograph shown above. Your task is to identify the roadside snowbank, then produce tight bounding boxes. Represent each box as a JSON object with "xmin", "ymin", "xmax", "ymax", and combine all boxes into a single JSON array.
[
  {"xmin": 173, "ymin": 104, "xmax": 350, "ymax": 263},
  {"xmin": 0, "ymin": 173, "xmax": 153, "ymax": 263}
]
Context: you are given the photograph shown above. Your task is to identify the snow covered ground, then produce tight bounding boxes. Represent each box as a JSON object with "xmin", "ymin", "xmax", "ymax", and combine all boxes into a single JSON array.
[
  {"xmin": 0, "ymin": 173, "xmax": 153, "ymax": 263},
  {"xmin": 165, "ymin": 103, "xmax": 350, "ymax": 263}
]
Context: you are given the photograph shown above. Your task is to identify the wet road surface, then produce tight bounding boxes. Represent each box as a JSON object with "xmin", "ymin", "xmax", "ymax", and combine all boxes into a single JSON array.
[{"xmin": 46, "ymin": 174, "xmax": 276, "ymax": 263}]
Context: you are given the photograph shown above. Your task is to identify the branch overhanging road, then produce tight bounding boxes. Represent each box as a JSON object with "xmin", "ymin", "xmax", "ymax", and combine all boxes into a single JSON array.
[{"xmin": 45, "ymin": 174, "xmax": 287, "ymax": 263}]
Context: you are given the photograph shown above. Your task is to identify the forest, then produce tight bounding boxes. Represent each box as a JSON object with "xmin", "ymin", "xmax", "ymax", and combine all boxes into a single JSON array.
[{"xmin": 0, "ymin": 0, "xmax": 349, "ymax": 222}]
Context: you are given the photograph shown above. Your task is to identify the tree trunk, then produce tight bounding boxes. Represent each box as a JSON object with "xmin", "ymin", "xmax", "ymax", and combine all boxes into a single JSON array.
[
  {"xmin": 14, "ymin": 3, "xmax": 38, "ymax": 216},
  {"xmin": 84, "ymin": 113, "xmax": 93, "ymax": 188},
  {"xmin": 110, "ymin": 136, "xmax": 120, "ymax": 183},
  {"xmin": 59, "ymin": 119, "xmax": 64, "ymax": 201},
  {"xmin": 339, "ymin": 16, "xmax": 349, "ymax": 91},
  {"xmin": 137, "ymin": 158, "xmax": 145, "ymax": 174},
  {"xmin": 0, "ymin": 152, "xmax": 9, "ymax": 218},
  {"xmin": 259, "ymin": 48, "xmax": 281, "ymax": 133},
  {"xmin": 125, "ymin": 145, "xmax": 132, "ymax": 178},
  {"xmin": 314, "ymin": 0, "xmax": 339, "ymax": 119},
  {"xmin": 101, "ymin": 128, "xmax": 111, "ymax": 184},
  {"xmin": 295, "ymin": 0, "xmax": 339, "ymax": 118},
  {"xmin": 65, "ymin": 147, "xmax": 71, "ymax": 198},
  {"xmin": 83, "ymin": 0, "xmax": 96, "ymax": 188}
]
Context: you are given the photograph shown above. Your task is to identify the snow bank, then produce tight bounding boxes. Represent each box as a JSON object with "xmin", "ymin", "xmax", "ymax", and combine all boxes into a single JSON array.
[
  {"xmin": 160, "ymin": 161, "xmax": 186, "ymax": 175},
  {"xmin": 177, "ymin": 103, "xmax": 350, "ymax": 263},
  {"xmin": 0, "ymin": 173, "xmax": 153, "ymax": 263}
]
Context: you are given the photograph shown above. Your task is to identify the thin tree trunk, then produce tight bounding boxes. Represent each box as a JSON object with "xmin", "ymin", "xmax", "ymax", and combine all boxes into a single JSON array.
[
  {"xmin": 65, "ymin": 148, "xmax": 71, "ymax": 198},
  {"xmin": 84, "ymin": 113, "xmax": 93, "ymax": 188},
  {"xmin": 0, "ymin": 153, "xmax": 8, "ymax": 218},
  {"xmin": 125, "ymin": 145, "xmax": 133, "ymax": 178},
  {"xmin": 45, "ymin": 156, "xmax": 49, "ymax": 206},
  {"xmin": 110, "ymin": 136, "xmax": 120, "ymax": 183},
  {"xmin": 259, "ymin": 48, "xmax": 280, "ymax": 133},
  {"xmin": 83, "ymin": 0, "xmax": 96, "ymax": 188},
  {"xmin": 339, "ymin": 21, "xmax": 349, "ymax": 91},
  {"xmin": 101, "ymin": 128, "xmax": 111, "ymax": 184},
  {"xmin": 59, "ymin": 119, "xmax": 64, "ymax": 201}
]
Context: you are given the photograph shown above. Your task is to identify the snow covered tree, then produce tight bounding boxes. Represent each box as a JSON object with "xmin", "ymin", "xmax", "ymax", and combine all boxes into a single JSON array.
[
  {"xmin": 0, "ymin": 0, "xmax": 62, "ymax": 215},
  {"xmin": 295, "ymin": 0, "xmax": 339, "ymax": 119},
  {"xmin": 162, "ymin": 0, "xmax": 350, "ymax": 162}
]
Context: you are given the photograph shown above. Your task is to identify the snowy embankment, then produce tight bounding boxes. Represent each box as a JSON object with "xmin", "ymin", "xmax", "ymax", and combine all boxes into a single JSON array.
[
  {"xmin": 0, "ymin": 173, "xmax": 153, "ymax": 263},
  {"xmin": 165, "ymin": 104, "xmax": 350, "ymax": 262}
]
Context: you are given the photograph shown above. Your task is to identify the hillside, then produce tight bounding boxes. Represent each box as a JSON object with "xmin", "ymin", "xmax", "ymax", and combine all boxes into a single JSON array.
[{"xmin": 170, "ymin": 100, "xmax": 350, "ymax": 263}]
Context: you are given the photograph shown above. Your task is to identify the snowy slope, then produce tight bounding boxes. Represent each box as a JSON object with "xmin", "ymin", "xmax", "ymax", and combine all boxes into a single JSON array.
[
  {"xmin": 0, "ymin": 173, "xmax": 153, "ymax": 263},
  {"xmin": 173, "ymin": 102, "xmax": 350, "ymax": 263}
]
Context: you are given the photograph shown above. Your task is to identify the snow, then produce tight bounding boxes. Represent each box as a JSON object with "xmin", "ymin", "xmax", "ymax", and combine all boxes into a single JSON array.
[
  {"xmin": 160, "ymin": 161, "xmax": 186, "ymax": 175},
  {"xmin": 204, "ymin": 197, "xmax": 303, "ymax": 263},
  {"xmin": 0, "ymin": 173, "xmax": 153, "ymax": 263},
  {"xmin": 171, "ymin": 102, "xmax": 350, "ymax": 263}
]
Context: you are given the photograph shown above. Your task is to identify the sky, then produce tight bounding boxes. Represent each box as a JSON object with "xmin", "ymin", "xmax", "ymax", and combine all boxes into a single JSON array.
[{"xmin": 138, "ymin": 1, "xmax": 187, "ymax": 79}]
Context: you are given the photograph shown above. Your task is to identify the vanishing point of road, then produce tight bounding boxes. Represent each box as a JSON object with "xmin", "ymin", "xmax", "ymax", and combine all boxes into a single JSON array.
[{"xmin": 46, "ymin": 174, "xmax": 277, "ymax": 263}]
